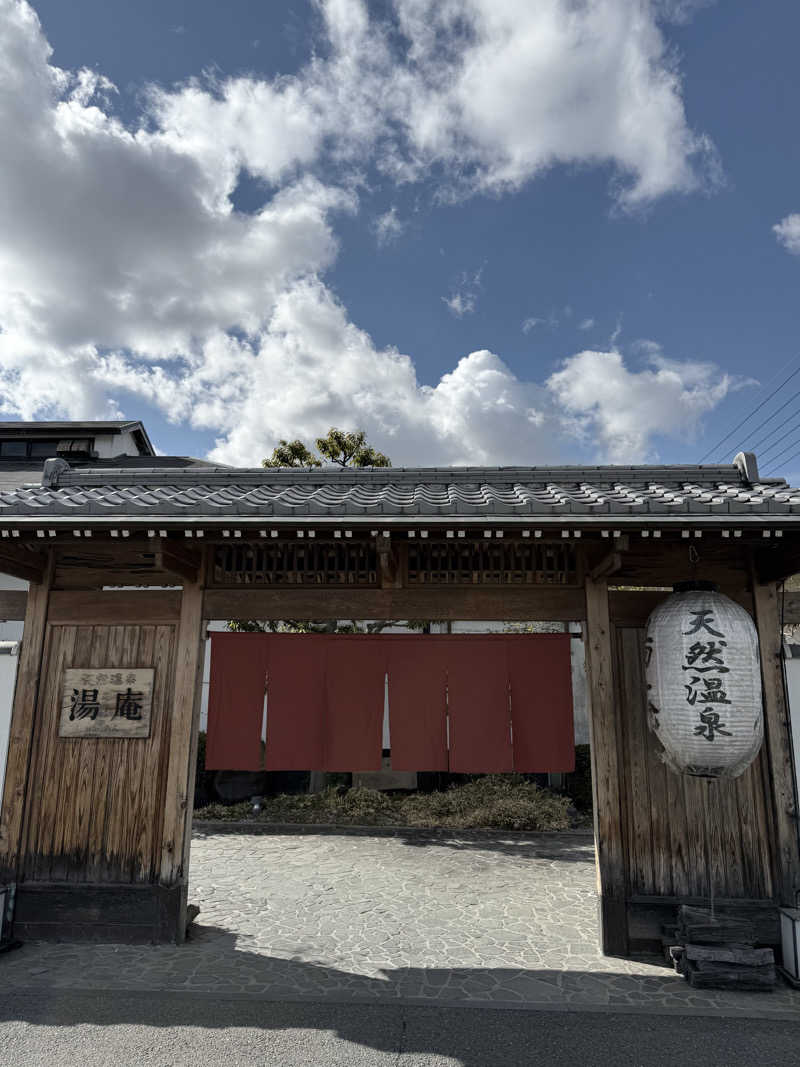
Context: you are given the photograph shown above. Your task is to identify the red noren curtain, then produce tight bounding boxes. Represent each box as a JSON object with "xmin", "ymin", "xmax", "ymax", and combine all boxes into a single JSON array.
[
  {"xmin": 387, "ymin": 639, "xmax": 448, "ymax": 771},
  {"xmin": 507, "ymin": 634, "xmax": 575, "ymax": 772},
  {"xmin": 206, "ymin": 633, "xmax": 575, "ymax": 773},
  {"xmin": 263, "ymin": 635, "xmax": 326, "ymax": 770},
  {"xmin": 445, "ymin": 639, "xmax": 514, "ymax": 773},
  {"xmin": 205, "ymin": 633, "xmax": 267, "ymax": 771}
]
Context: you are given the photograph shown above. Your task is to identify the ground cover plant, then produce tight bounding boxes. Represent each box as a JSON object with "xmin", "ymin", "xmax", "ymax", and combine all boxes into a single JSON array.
[{"xmin": 194, "ymin": 774, "xmax": 573, "ymax": 831}]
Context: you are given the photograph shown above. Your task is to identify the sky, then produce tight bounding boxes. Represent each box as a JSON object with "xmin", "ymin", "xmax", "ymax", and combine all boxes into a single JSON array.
[{"xmin": 1, "ymin": 0, "xmax": 800, "ymax": 475}]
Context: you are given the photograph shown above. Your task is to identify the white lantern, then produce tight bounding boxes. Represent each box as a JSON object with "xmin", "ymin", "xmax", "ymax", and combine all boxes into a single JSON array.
[{"xmin": 645, "ymin": 582, "xmax": 763, "ymax": 778}]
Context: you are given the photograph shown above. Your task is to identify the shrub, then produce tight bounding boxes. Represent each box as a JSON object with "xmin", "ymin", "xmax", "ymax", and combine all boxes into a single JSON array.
[{"xmin": 194, "ymin": 774, "xmax": 572, "ymax": 831}]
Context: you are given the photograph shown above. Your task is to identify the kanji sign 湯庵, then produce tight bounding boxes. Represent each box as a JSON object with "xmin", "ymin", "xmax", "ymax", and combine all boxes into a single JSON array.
[{"xmin": 59, "ymin": 668, "xmax": 154, "ymax": 738}]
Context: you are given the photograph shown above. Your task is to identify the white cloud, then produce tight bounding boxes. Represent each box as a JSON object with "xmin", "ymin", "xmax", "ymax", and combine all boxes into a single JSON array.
[
  {"xmin": 373, "ymin": 205, "xmax": 405, "ymax": 245},
  {"xmin": 547, "ymin": 350, "xmax": 732, "ymax": 461},
  {"xmin": 774, "ymin": 214, "xmax": 800, "ymax": 255},
  {"xmin": 384, "ymin": 0, "xmax": 718, "ymax": 206},
  {"xmin": 578, "ymin": 318, "xmax": 595, "ymax": 330},
  {"xmin": 442, "ymin": 268, "xmax": 483, "ymax": 318},
  {"xmin": 522, "ymin": 317, "xmax": 543, "ymax": 334},
  {"xmin": 0, "ymin": 1, "xmax": 730, "ymax": 468},
  {"xmin": 145, "ymin": 0, "xmax": 716, "ymax": 209}
]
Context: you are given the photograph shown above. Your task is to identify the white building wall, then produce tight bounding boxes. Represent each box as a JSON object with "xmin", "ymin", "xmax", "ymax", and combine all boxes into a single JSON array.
[
  {"xmin": 0, "ymin": 641, "xmax": 19, "ymax": 802},
  {"xmin": 92, "ymin": 430, "xmax": 140, "ymax": 459}
]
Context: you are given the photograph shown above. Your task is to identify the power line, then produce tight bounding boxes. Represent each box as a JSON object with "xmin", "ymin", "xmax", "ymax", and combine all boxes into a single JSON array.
[
  {"xmin": 764, "ymin": 445, "xmax": 800, "ymax": 477},
  {"xmin": 760, "ymin": 434, "xmax": 800, "ymax": 471},
  {"xmin": 698, "ymin": 356, "xmax": 800, "ymax": 463},
  {"xmin": 746, "ymin": 407, "xmax": 800, "ymax": 455},
  {"xmin": 757, "ymin": 416, "xmax": 800, "ymax": 462},
  {"xmin": 720, "ymin": 382, "xmax": 800, "ymax": 463}
]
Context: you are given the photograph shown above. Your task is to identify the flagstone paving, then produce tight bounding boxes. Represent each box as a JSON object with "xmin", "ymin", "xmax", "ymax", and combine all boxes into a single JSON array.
[{"xmin": 1, "ymin": 827, "xmax": 798, "ymax": 1015}]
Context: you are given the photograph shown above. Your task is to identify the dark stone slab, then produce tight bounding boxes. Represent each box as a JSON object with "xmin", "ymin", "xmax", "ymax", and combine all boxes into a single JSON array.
[{"xmin": 12, "ymin": 882, "xmax": 184, "ymax": 943}]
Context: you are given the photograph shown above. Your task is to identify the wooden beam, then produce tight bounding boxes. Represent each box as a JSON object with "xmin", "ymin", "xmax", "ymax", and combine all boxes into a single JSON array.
[
  {"xmin": 584, "ymin": 576, "xmax": 628, "ymax": 957},
  {"xmin": 0, "ymin": 590, "xmax": 28, "ymax": 621},
  {"xmin": 9, "ymin": 586, "xmax": 800, "ymax": 626},
  {"xmin": 151, "ymin": 540, "xmax": 202, "ymax": 584},
  {"xmin": 160, "ymin": 551, "xmax": 207, "ymax": 941},
  {"xmin": 205, "ymin": 585, "xmax": 587, "ymax": 622},
  {"xmin": 377, "ymin": 535, "xmax": 400, "ymax": 589},
  {"xmin": 754, "ymin": 544, "xmax": 800, "ymax": 585},
  {"xmin": 751, "ymin": 579, "xmax": 800, "ymax": 906},
  {"xmin": 48, "ymin": 589, "xmax": 182, "ymax": 624},
  {"xmin": 0, "ymin": 549, "xmax": 45, "ymax": 585},
  {"xmin": 0, "ymin": 551, "xmax": 54, "ymax": 882},
  {"xmin": 590, "ymin": 551, "xmax": 622, "ymax": 583}
]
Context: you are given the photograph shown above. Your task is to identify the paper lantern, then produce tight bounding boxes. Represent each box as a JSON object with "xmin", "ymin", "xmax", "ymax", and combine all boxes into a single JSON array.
[{"xmin": 645, "ymin": 582, "xmax": 763, "ymax": 778}]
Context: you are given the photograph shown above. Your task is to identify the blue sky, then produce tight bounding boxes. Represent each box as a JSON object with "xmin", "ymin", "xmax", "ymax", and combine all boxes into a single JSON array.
[{"xmin": 2, "ymin": 1, "xmax": 800, "ymax": 475}]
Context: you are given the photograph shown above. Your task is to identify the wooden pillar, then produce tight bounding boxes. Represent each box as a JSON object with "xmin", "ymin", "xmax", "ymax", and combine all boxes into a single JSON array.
[
  {"xmin": 751, "ymin": 580, "xmax": 800, "ymax": 905},
  {"xmin": 0, "ymin": 554, "xmax": 54, "ymax": 883},
  {"xmin": 584, "ymin": 576, "xmax": 628, "ymax": 956},
  {"xmin": 159, "ymin": 562, "xmax": 207, "ymax": 941}
]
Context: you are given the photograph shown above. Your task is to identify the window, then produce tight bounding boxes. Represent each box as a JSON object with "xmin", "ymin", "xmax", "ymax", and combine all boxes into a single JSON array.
[
  {"xmin": 0, "ymin": 441, "xmax": 27, "ymax": 457},
  {"xmin": 29, "ymin": 440, "xmax": 62, "ymax": 457},
  {"xmin": 0, "ymin": 438, "xmax": 63, "ymax": 458}
]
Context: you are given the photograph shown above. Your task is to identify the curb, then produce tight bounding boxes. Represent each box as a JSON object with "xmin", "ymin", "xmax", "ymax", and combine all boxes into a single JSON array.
[
  {"xmin": 192, "ymin": 821, "xmax": 596, "ymax": 839},
  {"xmin": 5, "ymin": 985, "xmax": 798, "ymax": 1022}
]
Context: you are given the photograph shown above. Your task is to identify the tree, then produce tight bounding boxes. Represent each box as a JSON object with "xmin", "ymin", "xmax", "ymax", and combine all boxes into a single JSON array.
[{"xmin": 262, "ymin": 428, "xmax": 390, "ymax": 469}]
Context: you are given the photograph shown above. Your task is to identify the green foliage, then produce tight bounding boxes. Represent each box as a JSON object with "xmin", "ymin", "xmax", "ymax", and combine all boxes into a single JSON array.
[
  {"xmin": 195, "ymin": 775, "xmax": 572, "ymax": 831},
  {"xmin": 261, "ymin": 427, "xmax": 390, "ymax": 470},
  {"xmin": 315, "ymin": 428, "xmax": 391, "ymax": 468},
  {"xmin": 262, "ymin": 439, "xmax": 321, "ymax": 468}
]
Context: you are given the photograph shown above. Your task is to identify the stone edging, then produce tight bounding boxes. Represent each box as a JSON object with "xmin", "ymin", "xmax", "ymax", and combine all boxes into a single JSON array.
[{"xmin": 192, "ymin": 820, "xmax": 596, "ymax": 839}]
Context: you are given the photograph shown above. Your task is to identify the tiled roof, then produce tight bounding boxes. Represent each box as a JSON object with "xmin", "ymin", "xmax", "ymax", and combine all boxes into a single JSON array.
[
  {"xmin": 0, "ymin": 459, "xmax": 797, "ymax": 525},
  {"xmin": 0, "ymin": 455, "xmax": 221, "ymax": 495}
]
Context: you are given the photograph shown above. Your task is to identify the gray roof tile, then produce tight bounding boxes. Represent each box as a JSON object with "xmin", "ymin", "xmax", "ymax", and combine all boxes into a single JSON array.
[{"xmin": 0, "ymin": 461, "xmax": 796, "ymax": 525}]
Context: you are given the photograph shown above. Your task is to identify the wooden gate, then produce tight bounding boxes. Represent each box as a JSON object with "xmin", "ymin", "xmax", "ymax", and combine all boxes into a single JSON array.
[{"xmin": 613, "ymin": 626, "xmax": 779, "ymax": 952}]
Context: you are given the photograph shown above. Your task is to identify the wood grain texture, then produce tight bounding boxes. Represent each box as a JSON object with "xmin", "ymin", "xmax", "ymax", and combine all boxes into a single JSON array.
[
  {"xmin": 613, "ymin": 626, "xmax": 778, "ymax": 921},
  {"xmin": 160, "ymin": 575, "xmax": 206, "ymax": 890},
  {"xmin": 7, "ymin": 581, "xmax": 800, "ymax": 625},
  {"xmin": 0, "ymin": 552, "xmax": 53, "ymax": 881},
  {"xmin": 19, "ymin": 622, "xmax": 177, "ymax": 885},
  {"xmin": 584, "ymin": 577, "xmax": 627, "ymax": 956},
  {"xmin": 207, "ymin": 585, "xmax": 586, "ymax": 622},
  {"xmin": 0, "ymin": 590, "xmax": 29, "ymax": 621},
  {"xmin": 49, "ymin": 590, "xmax": 181, "ymax": 624},
  {"xmin": 751, "ymin": 580, "xmax": 800, "ymax": 904}
]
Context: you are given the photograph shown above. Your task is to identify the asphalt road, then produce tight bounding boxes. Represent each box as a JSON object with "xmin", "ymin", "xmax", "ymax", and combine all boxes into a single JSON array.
[{"xmin": 0, "ymin": 992, "xmax": 798, "ymax": 1066}]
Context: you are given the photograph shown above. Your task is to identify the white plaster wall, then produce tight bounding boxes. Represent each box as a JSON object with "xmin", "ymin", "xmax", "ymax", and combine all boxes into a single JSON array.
[
  {"xmin": 92, "ymin": 430, "xmax": 139, "ymax": 459},
  {"xmin": 0, "ymin": 641, "xmax": 19, "ymax": 802}
]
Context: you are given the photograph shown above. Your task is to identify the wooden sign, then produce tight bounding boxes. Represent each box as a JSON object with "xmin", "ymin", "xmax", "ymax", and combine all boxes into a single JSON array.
[{"xmin": 59, "ymin": 668, "xmax": 154, "ymax": 739}]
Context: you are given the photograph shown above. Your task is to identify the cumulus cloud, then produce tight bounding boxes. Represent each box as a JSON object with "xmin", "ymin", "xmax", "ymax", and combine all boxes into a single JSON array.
[
  {"xmin": 0, "ymin": 1, "xmax": 730, "ymax": 467},
  {"xmin": 144, "ymin": 0, "xmax": 716, "ymax": 209},
  {"xmin": 547, "ymin": 350, "xmax": 732, "ymax": 461},
  {"xmin": 774, "ymin": 214, "xmax": 800, "ymax": 255}
]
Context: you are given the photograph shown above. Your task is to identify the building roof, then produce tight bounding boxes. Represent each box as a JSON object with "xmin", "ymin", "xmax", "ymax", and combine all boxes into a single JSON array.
[
  {"xmin": 0, "ymin": 419, "xmax": 156, "ymax": 456},
  {"xmin": 0, "ymin": 453, "xmax": 797, "ymax": 528},
  {"xmin": 0, "ymin": 455, "xmax": 218, "ymax": 495}
]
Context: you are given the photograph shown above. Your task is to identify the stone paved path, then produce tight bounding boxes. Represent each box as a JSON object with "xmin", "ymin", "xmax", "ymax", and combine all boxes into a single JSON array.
[{"xmin": 1, "ymin": 827, "xmax": 797, "ymax": 1015}]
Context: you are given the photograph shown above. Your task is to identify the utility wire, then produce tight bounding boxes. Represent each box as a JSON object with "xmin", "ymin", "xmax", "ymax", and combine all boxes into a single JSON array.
[
  {"xmin": 757, "ymin": 417, "xmax": 800, "ymax": 462},
  {"xmin": 698, "ymin": 356, "xmax": 800, "ymax": 463},
  {"xmin": 720, "ymin": 383, "xmax": 800, "ymax": 463},
  {"xmin": 764, "ymin": 444, "xmax": 800, "ymax": 477},
  {"xmin": 746, "ymin": 408, "xmax": 800, "ymax": 456},
  {"xmin": 761, "ymin": 434, "xmax": 800, "ymax": 471}
]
